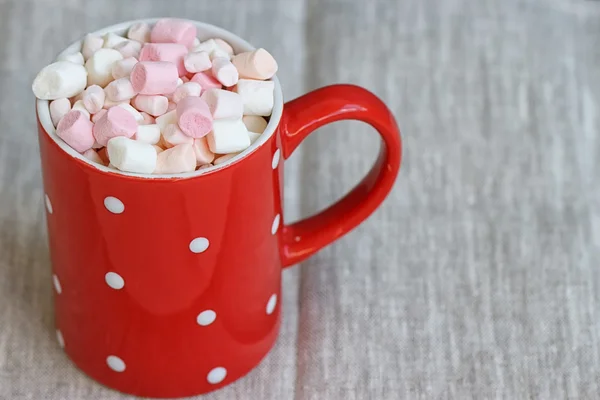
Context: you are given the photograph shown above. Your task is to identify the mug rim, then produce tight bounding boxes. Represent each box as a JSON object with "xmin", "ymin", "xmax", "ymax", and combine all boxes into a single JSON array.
[{"xmin": 36, "ymin": 18, "xmax": 284, "ymax": 180}]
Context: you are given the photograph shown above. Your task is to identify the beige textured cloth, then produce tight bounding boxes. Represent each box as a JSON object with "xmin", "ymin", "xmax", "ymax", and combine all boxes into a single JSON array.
[{"xmin": 2, "ymin": 0, "xmax": 600, "ymax": 398}]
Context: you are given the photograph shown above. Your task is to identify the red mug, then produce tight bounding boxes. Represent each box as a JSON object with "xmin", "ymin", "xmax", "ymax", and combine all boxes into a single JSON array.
[{"xmin": 36, "ymin": 19, "xmax": 402, "ymax": 398}]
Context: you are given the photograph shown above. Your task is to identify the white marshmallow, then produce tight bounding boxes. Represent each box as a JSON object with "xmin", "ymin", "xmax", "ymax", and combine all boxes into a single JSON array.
[
  {"xmin": 49, "ymin": 98, "xmax": 71, "ymax": 127},
  {"xmin": 155, "ymin": 110, "xmax": 178, "ymax": 133},
  {"xmin": 235, "ymin": 79, "xmax": 275, "ymax": 116},
  {"xmin": 135, "ymin": 124, "xmax": 161, "ymax": 145},
  {"xmin": 112, "ymin": 57, "xmax": 138, "ymax": 80},
  {"xmin": 117, "ymin": 103, "xmax": 144, "ymax": 123},
  {"xmin": 107, "ymin": 136, "xmax": 157, "ymax": 174},
  {"xmin": 193, "ymin": 39, "xmax": 232, "ymax": 61},
  {"xmin": 184, "ymin": 51, "xmax": 212, "ymax": 73},
  {"xmin": 72, "ymin": 100, "xmax": 91, "ymax": 119},
  {"xmin": 82, "ymin": 85, "xmax": 105, "ymax": 114},
  {"xmin": 32, "ymin": 61, "xmax": 88, "ymax": 100},
  {"xmin": 248, "ymin": 131, "xmax": 261, "ymax": 144},
  {"xmin": 206, "ymin": 119, "xmax": 251, "ymax": 154},
  {"xmin": 83, "ymin": 149, "xmax": 104, "ymax": 165},
  {"xmin": 85, "ymin": 48, "xmax": 123, "ymax": 87},
  {"xmin": 127, "ymin": 22, "xmax": 151, "ymax": 43},
  {"xmin": 57, "ymin": 52, "xmax": 85, "ymax": 65},
  {"xmin": 82, "ymin": 34, "xmax": 104, "ymax": 60},
  {"xmin": 242, "ymin": 115, "xmax": 268, "ymax": 133},
  {"xmin": 200, "ymin": 89, "xmax": 243, "ymax": 120},
  {"xmin": 211, "ymin": 58, "xmax": 238, "ymax": 87},
  {"xmin": 103, "ymin": 32, "xmax": 129, "ymax": 49},
  {"xmin": 192, "ymin": 37, "xmax": 201, "ymax": 48},
  {"xmin": 105, "ymin": 78, "xmax": 137, "ymax": 102},
  {"xmin": 114, "ymin": 39, "xmax": 142, "ymax": 59}
]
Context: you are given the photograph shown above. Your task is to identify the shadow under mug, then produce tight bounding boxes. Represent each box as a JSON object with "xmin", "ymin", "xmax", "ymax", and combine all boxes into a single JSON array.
[{"xmin": 36, "ymin": 18, "xmax": 402, "ymax": 399}]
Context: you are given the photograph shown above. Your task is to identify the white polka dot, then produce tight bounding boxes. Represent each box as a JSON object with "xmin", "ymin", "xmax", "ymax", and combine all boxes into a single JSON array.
[
  {"xmin": 196, "ymin": 310, "xmax": 217, "ymax": 326},
  {"xmin": 52, "ymin": 274, "xmax": 62, "ymax": 294},
  {"xmin": 105, "ymin": 272, "xmax": 125, "ymax": 290},
  {"xmin": 56, "ymin": 330, "xmax": 65, "ymax": 348},
  {"xmin": 107, "ymin": 355, "xmax": 126, "ymax": 372},
  {"xmin": 271, "ymin": 214, "xmax": 280, "ymax": 235},
  {"xmin": 45, "ymin": 194, "xmax": 53, "ymax": 214},
  {"xmin": 189, "ymin": 237, "xmax": 210, "ymax": 253},
  {"xmin": 104, "ymin": 196, "xmax": 124, "ymax": 214},
  {"xmin": 272, "ymin": 148, "xmax": 281, "ymax": 169},
  {"xmin": 266, "ymin": 294, "xmax": 277, "ymax": 315},
  {"xmin": 207, "ymin": 367, "xmax": 227, "ymax": 384}
]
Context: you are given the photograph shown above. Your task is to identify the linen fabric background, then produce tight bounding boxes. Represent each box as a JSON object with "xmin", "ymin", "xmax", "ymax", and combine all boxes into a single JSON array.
[{"xmin": 1, "ymin": 0, "xmax": 599, "ymax": 398}]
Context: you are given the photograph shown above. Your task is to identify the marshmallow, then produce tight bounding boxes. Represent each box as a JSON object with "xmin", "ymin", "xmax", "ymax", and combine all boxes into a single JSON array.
[
  {"xmin": 247, "ymin": 131, "xmax": 261, "ymax": 144},
  {"xmin": 105, "ymin": 78, "xmax": 137, "ymax": 102},
  {"xmin": 127, "ymin": 22, "xmax": 151, "ymax": 43},
  {"xmin": 150, "ymin": 18, "xmax": 197, "ymax": 48},
  {"xmin": 192, "ymin": 137, "xmax": 215, "ymax": 165},
  {"xmin": 235, "ymin": 79, "xmax": 275, "ymax": 116},
  {"xmin": 162, "ymin": 124, "xmax": 194, "ymax": 148},
  {"xmin": 190, "ymin": 72, "xmax": 221, "ymax": 91},
  {"xmin": 176, "ymin": 96, "xmax": 213, "ymax": 138},
  {"xmin": 82, "ymin": 85, "xmax": 105, "ymax": 114},
  {"xmin": 107, "ymin": 136, "xmax": 157, "ymax": 174},
  {"xmin": 93, "ymin": 106, "xmax": 137, "ymax": 146},
  {"xmin": 198, "ymin": 163, "xmax": 213, "ymax": 169},
  {"xmin": 85, "ymin": 48, "xmax": 123, "ymax": 87},
  {"xmin": 192, "ymin": 38, "xmax": 201, "ymax": 48},
  {"xmin": 242, "ymin": 115, "xmax": 268, "ymax": 133},
  {"xmin": 172, "ymin": 82, "xmax": 202, "ymax": 103},
  {"xmin": 153, "ymin": 145, "xmax": 165, "ymax": 154},
  {"xmin": 211, "ymin": 58, "xmax": 238, "ymax": 87},
  {"xmin": 117, "ymin": 103, "xmax": 144, "ymax": 123},
  {"xmin": 72, "ymin": 100, "xmax": 91, "ymax": 119},
  {"xmin": 154, "ymin": 144, "xmax": 196, "ymax": 174},
  {"xmin": 57, "ymin": 52, "xmax": 85, "ymax": 65},
  {"xmin": 206, "ymin": 119, "xmax": 251, "ymax": 154},
  {"xmin": 91, "ymin": 109, "xmax": 107, "ymax": 123},
  {"xmin": 201, "ymin": 89, "xmax": 243, "ymax": 120},
  {"xmin": 139, "ymin": 112, "xmax": 156, "ymax": 125},
  {"xmin": 56, "ymin": 110, "xmax": 95, "ymax": 153},
  {"xmin": 135, "ymin": 124, "xmax": 161, "ymax": 145},
  {"xmin": 49, "ymin": 98, "xmax": 71, "ymax": 127},
  {"xmin": 214, "ymin": 39, "xmax": 234, "ymax": 57},
  {"xmin": 133, "ymin": 95, "xmax": 168, "ymax": 116},
  {"xmin": 82, "ymin": 34, "xmax": 104, "ymax": 60},
  {"xmin": 184, "ymin": 51, "xmax": 211, "ymax": 73},
  {"xmin": 103, "ymin": 97, "xmax": 129, "ymax": 109},
  {"xmin": 32, "ymin": 61, "xmax": 87, "ymax": 100},
  {"xmin": 232, "ymin": 48, "xmax": 278, "ymax": 80},
  {"xmin": 130, "ymin": 61, "xmax": 179, "ymax": 95},
  {"xmin": 83, "ymin": 149, "xmax": 104, "ymax": 165},
  {"xmin": 213, "ymin": 153, "xmax": 238, "ymax": 165},
  {"xmin": 139, "ymin": 43, "xmax": 188, "ymax": 76},
  {"xmin": 193, "ymin": 39, "xmax": 231, "ymax": 61},
  {"xmin": 114, "ymin": 39, "xmax": 142, "ymax": 59},
  {"xmin": 103, "ymin": 33, "xmax": 129, "ymax": 49},
  {"xmin": 155, "ymin": 110, "xmax": 177, "ymax": 132},
  {"xmin": 167, "ymin": 101, "xmax": 177, "ymax": 112},
  {"xmin": 112, "ymin": 57, "xmax": 138, "ymax": 80}
]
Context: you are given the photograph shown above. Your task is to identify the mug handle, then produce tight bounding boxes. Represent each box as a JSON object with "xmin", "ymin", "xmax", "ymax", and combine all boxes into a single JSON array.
[{"xmin": 280, "ymin": 84, "xmax": 402, "ymax": 268}]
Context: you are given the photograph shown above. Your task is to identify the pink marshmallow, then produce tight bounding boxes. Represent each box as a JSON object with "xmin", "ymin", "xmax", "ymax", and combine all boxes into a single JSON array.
[
  {"xmin": 231, "ymin": 48, "xmax": 278, "ymax": 80},
  {"xmin": 133, "ymin": 95, "xmax": 169, "ymax": 116},
  {"xmin": 91, "ymin": 108, "xmax": 107, "ymax": 123},
  {"xmin": 139, "ymin": 111, "xmax": 156, "ymax": 125},
  {"xmin": 82, "ymin": 85, "xmax": 105, "ymax": 114},
  {"xmin": 192, "ymin": 137, "xmax": 215, "ymax": 165},
  {"xmin": 200, "ymin": 88, "xmax": 243, "ymax": 120},
  {"xmin": 83, "ymin": 149, "xmax": 104, "ymax": 165},
  {"xmin": 56, "ymin": 110, "xmax": 95, "ymax": 153},
  {"xmin": 114, "ymin": 40, "xmax": 142, "ymax": 59},
  {"xmin": 139, "ymin": 43, "xmax": 188, "ymax": 76},
  {"xmin": 92, "ymin": 106, "xmax": 137, "ymax": 146},
  {"xmin": 150, "ymin": 18, "xmax": 197, "ymax": 49},
  {"xmin": 176, "ymin": 96, "xmax": 213, "ymax": 138},
  {"xmin": 154, "ymin": 144, "xmax": 197, "ymax": 174},
  {"xmin": 184, "ymin": 51, "xmax": 212, "ymax": 74},
  {"xmin": 49, "ymin": 98, "xmax": 71, "ymax": 127},
  {"xmin": 211, "ymin": 58, "xmax": 239, "ymax": 87},
  {"xmin": 162, "ymin": 124, "xmax": 194, "ymax": 148},
  {"xmin": 130, "ymin": 61, "xmax": 179, "ymax": 95},
  {"xmin": 190, "ymin": 72, "xmax": 221, "ymax": 91},
  {"xmin": 213, "ymin": 153, "xmax": 238, "ymax": 165},
  {"xmin": 173, "ymin": 82, "xmax": 202, "ymax": 103},
  {"xmin": 105, "ymin": 78, "xmax": 137, "ymax": 102},
  {"xmin": 112, "ymin": 57, "xmax": 138, "ymax": 80},
  {"xmin": 167, "ymin": 101, "xmax": 177, "ymax": 112}
]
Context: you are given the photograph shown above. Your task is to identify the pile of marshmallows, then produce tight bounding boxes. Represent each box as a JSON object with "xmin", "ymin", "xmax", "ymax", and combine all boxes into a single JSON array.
[{"xmin": 32, "ymin": 19, "xmax": 277, "ymax": 174}]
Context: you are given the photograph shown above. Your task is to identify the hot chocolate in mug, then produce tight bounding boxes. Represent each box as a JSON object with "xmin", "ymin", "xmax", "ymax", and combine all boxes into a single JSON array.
[{"xmin": 36, "ymin": 18, "xmax": 402, "ymax": 398}]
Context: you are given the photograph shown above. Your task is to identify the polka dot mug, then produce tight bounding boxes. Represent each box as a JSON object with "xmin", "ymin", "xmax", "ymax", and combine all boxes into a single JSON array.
[{"xmin": 36, "ymin": 19, "xmax": 402, "ymax": 399}]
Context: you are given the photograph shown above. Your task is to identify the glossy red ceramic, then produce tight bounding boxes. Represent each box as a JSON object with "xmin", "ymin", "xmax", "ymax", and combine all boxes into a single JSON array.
[{"xmin": 38, "ymin": 83, "xmax": 401, "ymax": 398}]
